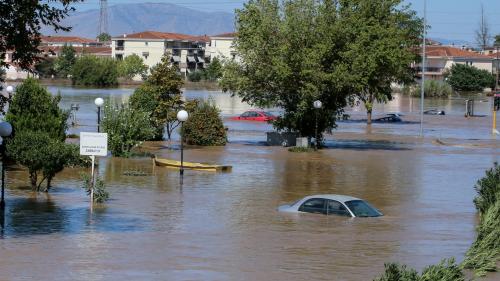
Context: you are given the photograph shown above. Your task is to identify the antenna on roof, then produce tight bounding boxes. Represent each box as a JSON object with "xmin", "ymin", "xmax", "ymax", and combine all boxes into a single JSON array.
[{"xmin": 98, "ymin": 0, "xmax": 109, "ymax": 38}]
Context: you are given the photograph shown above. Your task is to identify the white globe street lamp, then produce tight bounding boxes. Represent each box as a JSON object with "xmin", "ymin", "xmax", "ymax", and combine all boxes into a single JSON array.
[
  {"xmin": 0, "ymin": 121, "xmax": 12, "ymax": 210},
  {"xmin": 5, "ymin": 86, "xmax": 14, "ymax": 95},
  {"xmin": 94, "ymin": 98, "xmax": 104, "ymax": 132},
  {"xmin": 177, "ymin": 110, "xmax": 189, "ymax": 179},
  {"xmin": 313, "ymin": 100, "xmax": 322, "ymax": 150}
]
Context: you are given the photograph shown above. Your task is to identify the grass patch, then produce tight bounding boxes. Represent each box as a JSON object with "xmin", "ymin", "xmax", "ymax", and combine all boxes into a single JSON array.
[
  {"xmin": 288, "ymin": 146, "xmax": 314, "ymax": 153},
  {"xmin": 66, "ymin": 133, "xmax": 79, "ymax": 139}
]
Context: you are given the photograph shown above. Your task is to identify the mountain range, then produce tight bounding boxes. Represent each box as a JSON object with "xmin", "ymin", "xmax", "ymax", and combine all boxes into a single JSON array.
[{"xmin": 41, "ymin": 3, "xmax": 235, "ymax": 39}]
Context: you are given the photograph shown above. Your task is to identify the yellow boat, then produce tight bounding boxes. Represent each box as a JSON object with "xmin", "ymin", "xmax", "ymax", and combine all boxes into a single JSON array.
[{"xmin": 154, "ymin": 157, "xmax": 232, "ymax": 172}]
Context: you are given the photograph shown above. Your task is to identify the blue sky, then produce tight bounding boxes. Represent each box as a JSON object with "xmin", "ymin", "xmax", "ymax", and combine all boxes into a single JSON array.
[{"xmin": 75, "ymin": 0, "xmax": 500, "ymax": 45}]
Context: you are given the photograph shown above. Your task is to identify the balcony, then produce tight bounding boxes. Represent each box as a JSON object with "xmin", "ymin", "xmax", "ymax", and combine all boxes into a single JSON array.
[
  {"xmin": 414, "ymin": 67, "xmax": 444, "ymax": 74},
  {"xmin": 115, "ymin": 46, "xmax": 124, "ymax": 51}
]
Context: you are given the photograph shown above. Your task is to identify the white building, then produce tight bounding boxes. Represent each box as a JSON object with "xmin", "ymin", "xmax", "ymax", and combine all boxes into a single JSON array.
[
  {"xmin": 40, "ymin": 35, "xmax": 102, "ymax": 47},
  {"xmin": 415, "ymin": 46, "xmax": 493, "ymax": 80},
  {"xmin": 207, "ymin": 32, "xmax": 238, "ymax": 62},
  {"xmin": 111, "ymin": 31, "xmax": 208, "ymax": 78}
]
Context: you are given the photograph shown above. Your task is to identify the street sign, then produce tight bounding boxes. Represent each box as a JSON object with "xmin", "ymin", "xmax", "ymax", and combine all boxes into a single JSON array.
[{"xmin": 80, "ymin": 132, "xmax": 108, "ymax": 156}]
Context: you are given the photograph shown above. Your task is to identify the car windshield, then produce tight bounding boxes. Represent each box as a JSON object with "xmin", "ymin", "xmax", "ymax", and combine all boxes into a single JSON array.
[
  {"xmin": 345, "ymin": 200, "xmax": 382, "ymax": 217},
  {"xmin": 262, "ymin": 112, "xmax": 274, "ymax": 117}
]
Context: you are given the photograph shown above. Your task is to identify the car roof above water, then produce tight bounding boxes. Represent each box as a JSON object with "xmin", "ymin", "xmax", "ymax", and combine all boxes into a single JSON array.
[{"xmin": 299, "ymin": 194, "xmax": 362, "ymax": 204}]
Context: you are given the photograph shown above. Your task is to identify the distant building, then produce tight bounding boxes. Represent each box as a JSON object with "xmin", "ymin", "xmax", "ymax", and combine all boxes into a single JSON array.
[
  {"xmin": 207, "ymin": 32, "xmax": 238, "ymax": 61},
  {"xmin": 414, "ymin": 46, "xmax": 493, "ymax": 81},
  {"xmin": 40, "ymin": 35, "xmax": 103, "ymax": 47},
  {"xmin": 2, "ymin": 50, "xmax": 35, "ymax": 80},
  {"xmin": 111, "ymin": 31, "xmax": 208, "ymax": 78}
]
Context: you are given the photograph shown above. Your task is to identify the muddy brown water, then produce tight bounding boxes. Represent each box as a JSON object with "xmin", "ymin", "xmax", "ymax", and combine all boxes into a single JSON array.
[{"xmin": 0, "ymin": 86, "xmax": 499, "ymax": 280}]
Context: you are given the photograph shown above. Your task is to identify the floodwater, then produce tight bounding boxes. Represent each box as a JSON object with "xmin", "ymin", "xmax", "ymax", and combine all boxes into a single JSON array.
[{"xmin": 0, "ymin": 85, "xmax": 499, "ymax": 280}]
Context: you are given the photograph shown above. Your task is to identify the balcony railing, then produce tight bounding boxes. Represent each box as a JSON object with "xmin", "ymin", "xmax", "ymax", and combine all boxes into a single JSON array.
[
  {"xmin": 115, "ymin": 46, "xmax": 124, "ymax": 51},
  {"xmin": 414, "ymin": 67, "xmax": 443, "ymax": 73}
]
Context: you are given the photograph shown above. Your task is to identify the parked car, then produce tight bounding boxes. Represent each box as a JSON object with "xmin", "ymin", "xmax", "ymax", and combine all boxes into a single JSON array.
[
  {"xmin": 374, "ymin": 113, "xmax": 402, "ymax": 122},
  {"xmin": 278, "ymin": 194, "xmax": 383, "ymax": 217},
  {"xmin": 230, "ymin": 110, "xmax": 277, "ymax": 122},
  {"xmin": 424, "ymin": 109, "xmax": 445, "ymax": 115}
]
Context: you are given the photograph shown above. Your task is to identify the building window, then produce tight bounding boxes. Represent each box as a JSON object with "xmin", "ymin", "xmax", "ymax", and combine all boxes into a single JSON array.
[
  {"xmin": 145, "ymin": 41, "xmax": 149, "ymax": 46},
  {"xmin": 142, "ymin": 52, "xmax": 149, "ymax": 59},
  {"xmin": 466, "ymin": 61, "xmax": 473, "ymax": 66},
  {"xmin": 116, "ymin": 54, "xmax": 123, "ymax": 61}
]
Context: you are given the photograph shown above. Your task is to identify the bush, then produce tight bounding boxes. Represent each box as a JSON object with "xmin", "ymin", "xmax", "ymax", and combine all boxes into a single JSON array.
[
  {"xmin": 408, "ymin": 80, "xmax": 453, "ymax": 98},
  {"xmin": 35, "ymin": 57, "xmax": 57, "ymax": 78},
  {"xmin": 187, "ymin": 70, "xmax": 204, "ymax": 82},
  {"xmin": 463, "ymin": 163, "xmax": 500, "ymax": 276},
  {"xmin": 53, "ymin": 45, "xmax": 76, "ymax": 78},
  {"xmin": 182, "ymin": 100, "xmax": 227, "ymax": 146},
  {"xmin": 71, "ymin": 55, "xmax": 118, "ymax": 86},
  {"xmin": 101, "ymin": 101, "xmax": 156, "ymax": 157},
  {"xmin": 80, "ymin": 173, "xmax": 109, "ymax": 203},
  {"xmin": 374, "ymin": 259, "xmax": 464, "ymax": 281},
  {"xmin": 445, "ymin": 64, "xmax": 495, "ymax": 92},
  {"xmin": 118, "ymin": 54, "xmax": 148, "ymax": 80}
]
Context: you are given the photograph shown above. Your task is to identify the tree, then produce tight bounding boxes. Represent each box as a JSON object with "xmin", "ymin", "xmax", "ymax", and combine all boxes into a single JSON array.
[
  {"xmin": 118, "ymin": 54, "xmax": 148, "ymax": 80},
  {"xmin": 97, "ymin": 33, "xmax": 111, "ymax": 42},
  {"xmin": 445, "ymin": 64, "xmax": 495, "ymax": 92},
  {"xmin": 182, "ymin": 100, "xmax": 227, "ymax": 146},
  {"xmin": 222, "ymin": 0, "xmax": 347, "ymax": 140},
  {"xmin": 204, "ymin": 57, "xmax": 223, "ymax": 81},
  {"xmin": 475, "ymin": 4, "xmax": 490, "ymax": 50},
  {"xmin": 0, "ymin": 0, "xmax": 81, "ymax": 111},
  {"xmin": 494, "ymin": 35, "xmax": 500, "ymax": 47},
  {"xmin": 35, "ymin": 57, "xmax": 57, "ymax": 78},
  {"xmin": 5, "ymin": 79, "xmax": 78, "ymax": 190},
  {"xmin": 129, "ymin": 55, "xmax": 184, "ymax": 140},
  {"xmin": 53, "ymin": 44, "xmax": 76, "ymax": 78},
  {"xmin": 340, "ymin": 0, "xmax": 422, "ymax": 124},
  {"xmin": 101, "ymin": 101, "xmax": 156, "ymax": 157},
  {"xmin": 71, "ymin": 55, "xmax": 119, "ymax": 86}
]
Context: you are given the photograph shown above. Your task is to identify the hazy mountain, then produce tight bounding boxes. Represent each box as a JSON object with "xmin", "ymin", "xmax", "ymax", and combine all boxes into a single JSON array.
[{"xmin": 42, "ymin": 3, "xmax": 235, "ymax": 38}]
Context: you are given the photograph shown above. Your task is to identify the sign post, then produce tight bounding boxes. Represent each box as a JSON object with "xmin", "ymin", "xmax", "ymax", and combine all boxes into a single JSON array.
[{"xmin": 80, "ymin": 132, "xmax": 108, "ymax": 205}]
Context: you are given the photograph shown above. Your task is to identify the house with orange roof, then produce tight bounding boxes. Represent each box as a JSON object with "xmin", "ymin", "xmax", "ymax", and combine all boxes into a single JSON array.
[
  {"xmin": 111, "ymin": 31, "xmax": 208, "ymax": 79},
  {"xmin": 414, "ymin": 46, "xmax": 493, "ymax": 81},
  {"xmin": 40, "ymin": 35, "xmax": 103, "ymax": 48}
]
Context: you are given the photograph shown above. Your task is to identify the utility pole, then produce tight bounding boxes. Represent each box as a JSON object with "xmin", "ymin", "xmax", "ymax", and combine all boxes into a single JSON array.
[
  {"xmin": 420, "ymin": 0, "xmax": 426, "ymax": 137},
  {"xmin": 98, "ymin": 0, "xmax": 109, "ymax": 37}
]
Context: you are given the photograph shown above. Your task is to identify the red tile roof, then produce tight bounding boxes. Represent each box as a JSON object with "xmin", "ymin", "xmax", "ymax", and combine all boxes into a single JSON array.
[
  {"xmin": 118, "ymin": 31, "xmax": 205, "ymax": 41},
  {"xmin": 425, "ymin": 46, "xmax": 490, "ymax": 58},
  {"xmin": 41, "ymin": 35, "xmax": 97, "ymax": 44}
]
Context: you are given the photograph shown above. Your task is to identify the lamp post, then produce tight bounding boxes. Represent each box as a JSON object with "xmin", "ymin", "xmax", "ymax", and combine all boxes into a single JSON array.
[
  {"xmin": 313, "ymin": 100, "xmax": 322, "ymax": 150},
  {"xmin": 94, "ymin": 98, "xmax": 104, "ymax": 133},
  {"xmin": 177, "ymin": 110, "xmax": 189, "ymax": 177},
  {"xmin": 0, "ymin": 121, "xmax": 12, "ymax": 210},
  {"xmin": 5, "ymin": 85, "xmax": 14, "ymax": 97},
  {"xmin": 420, "ymin": 0, "xmax": 427, "ymax": 137}
]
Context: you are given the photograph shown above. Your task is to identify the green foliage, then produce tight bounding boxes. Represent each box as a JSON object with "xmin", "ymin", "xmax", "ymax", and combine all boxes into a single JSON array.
[
  {"xmin": 182, "ymin": 100, "xmax": 227, "ymax": 146},
  {"xmin": 97, "ymin": 33, "xmax": 111, "ymax": 42},
  {"xmin": 80, "ymin": 173, "xmax": 109, "ymax": 203},
  {"xmin": 340, "ymin": 0, "xmax": 423, "ymax": 123},
  {"xmin": 4, "ymin": 79, "xmax": 79, "ymax": 190},
  {"xmin": 129, "ymin": 55, "xmax": 184, "ymax": 140},
  {"xmin": 101, "ymin": 101, "xmax": 156, "ymax": 157},
  {"xmin": 35, "ymin": 57, "xmax": 57, "ymax": 78},
  {"xmin": 187, "ymin": 70, "xmax": 204, "ymax": 82},
  {"xmin": 204, "ymin": 57, "xmax": 223, "ymax": 81},
  {"xmin": 71, "ymin": 55, "xmax": 118, "ymax": 86},
  {"xmin": 445, "ymin": 64, "xmax": 495, "ymax": 92},
  {"xmin": 407, "ymin": 80, "xmax": 453, "ymax": 98},
  {"xmin": 118, "ymin": 54, "xmax": 148, "ymax": 80},
  {"xmin": 463, "ymin": 163, "xmax": 500, "ymax": 276},
  {"xmin": 223, "ymin": 0, "xmax": 422, "ymax": 136},
  {"xmin": 495, "ymin": 35, "xmax": 500, "ymax": 47},
  {"xmin": 374, "ymin": 259, "xmax": 464, "ymax": 281},
  {"xmin": 6, "ymin": 78, "xmax": 68, "ymax": 141},
  {"xmin": 53, "ymin": 44, "xmax": 76, "ymax": 78}
]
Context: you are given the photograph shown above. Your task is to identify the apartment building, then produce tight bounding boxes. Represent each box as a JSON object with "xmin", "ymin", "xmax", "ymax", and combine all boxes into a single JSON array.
[
  {"xmin": 207, "ymin": 32, "xmax": 238, "ymax": 61},
  {"xmin": 112, "ymin": 31, "xmax": 208, "ymax": 78},
  {"xmin": 415, "ymin": 46, "xmax": 493, "ymax": 80}
]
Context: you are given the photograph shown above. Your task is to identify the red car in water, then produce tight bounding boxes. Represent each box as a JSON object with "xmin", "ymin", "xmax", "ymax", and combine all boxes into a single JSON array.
[{"xmin": 230, "ymin": 110, "xmax": 277, "ymax": 122}]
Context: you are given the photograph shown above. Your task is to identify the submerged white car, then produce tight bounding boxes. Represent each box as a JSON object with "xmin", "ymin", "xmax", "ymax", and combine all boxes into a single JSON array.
[{"xmin": 278, "ymin": 194, "xmax": 383, "ymax": 217}]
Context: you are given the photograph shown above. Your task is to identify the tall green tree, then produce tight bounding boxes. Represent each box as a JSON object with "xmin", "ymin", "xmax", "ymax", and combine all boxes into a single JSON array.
[
  {"xmin": 494, "ymin": 35, "xmax": 500, "ymax": 47},
  {"xmin": 339, "ymin": 0, "xmax": 422, "ymax": 124},
  {"xmin": 97, "ymin": 33, "xmax": 111, "ymax": 42},
  {"xmin": 129, "ymin": 55, "xmax": 184, "ymax": 140},
  {"xmin": 222, "ymin": 0, "xmax": 356, "ymax": 140},
  {"xmin": 0, "ymin": 0, "xmax": 81, "ymax": 112},
  {"xmin": 5, "ymin": 79, "xmax": 79, "ymax": 190},
  {"xmin": 71, "ymin": 55, "xmax": 119, "ymax": 86},
  {"xmin": 204, "ymin": 57, "xmax": 223, "ymax": 81},
  {"xmin": 54, "ymin": 44, "xmax": 76, "ymax": 78},
  {"xmin": 118, "ymin": 54, "xmax": 148, "ymax": 80}
]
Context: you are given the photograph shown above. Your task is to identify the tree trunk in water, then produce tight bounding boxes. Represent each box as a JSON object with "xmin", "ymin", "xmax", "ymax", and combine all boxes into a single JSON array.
[
  {"xmin": 367, "ymin": 109, "xmax": 372, "ymax": 125},
  {"xmin": 46, "ymin": 176, "xmax": 53, "ymax": 192},
  {"xmin": 30, "ymin": 173, "xmax": 37, "ymax": 191}
]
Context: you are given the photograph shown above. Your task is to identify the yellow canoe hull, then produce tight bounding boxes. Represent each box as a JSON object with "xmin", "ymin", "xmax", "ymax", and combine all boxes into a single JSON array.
[{"xmin": 154, "ymin": 158, "xmax": 232, "ymax": 172}]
